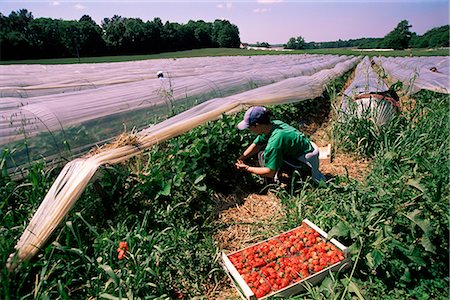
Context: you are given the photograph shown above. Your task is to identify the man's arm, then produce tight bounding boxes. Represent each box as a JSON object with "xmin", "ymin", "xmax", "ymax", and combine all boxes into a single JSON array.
[
  {"xmin": 235, "ymin": 161, "xmax": 276, "ymax": 178},
  {"xmin": 238, "ymin": 143, "xmax": 262, "ymax": 161}
]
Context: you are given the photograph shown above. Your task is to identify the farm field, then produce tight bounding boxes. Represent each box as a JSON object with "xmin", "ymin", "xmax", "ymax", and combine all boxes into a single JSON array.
[
  {"xmin": 0, "ymin": 47, "xmax": 448, "ymax": 65},
  {"xmin": 1, "ymin": 53, "xmax": 449, "ymax": 300}
]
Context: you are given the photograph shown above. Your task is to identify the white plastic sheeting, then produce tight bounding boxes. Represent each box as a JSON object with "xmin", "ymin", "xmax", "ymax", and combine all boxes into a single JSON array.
[
  {"xmin": 0, "ymin": 54, "xmax": 342, "ymax": 98},
  {"xmin": 341, "ymin": 56, "xmax": 398, "ymax": 125},
  {"xmin": 6, "ymin": 55, "xmax": 359, "ymax": 270},
  {"xmin": 343, "ymin": 56, "xmax": 389, "ymax": 99},
  {"xmin": 1, "ymin": 54, "xmax": 352, "ymax": 172},
  {"xmin": 373, "ymin": 56, "xmax": 450, "ymax": 94}
]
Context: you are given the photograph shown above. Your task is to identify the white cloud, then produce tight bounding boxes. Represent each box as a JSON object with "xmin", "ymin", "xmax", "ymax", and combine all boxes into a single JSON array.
[
  {"xmin": 217, "ymin": 2, "xmax": 233, "ymax": 9},
  {"xmin": 253, "ymin": 8, "xmax": 271, "ymax": 13},
  {"xmin": 52, "ymin": 1, "xmax": 60, "ymax": 6},
  {"xmin": 74, "ymin": 3, "xmax": 86, "ymax": 10}
]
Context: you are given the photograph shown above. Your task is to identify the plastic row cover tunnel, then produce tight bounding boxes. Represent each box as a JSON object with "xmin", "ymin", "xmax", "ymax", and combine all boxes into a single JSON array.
[
  {"xmin": 6, "ymin": 55, "xmax": 360, "ymax": 270},
  {"xmin": 1, "ymin": 54, "xmax": 351, "ymax": 174},
  {"xmin": 372, "ymin": 56, "xmax": 449, "ymax": 94},
  {"xmin": 341, "ymin": 56, "xmax": 399, "ymax": 125}
]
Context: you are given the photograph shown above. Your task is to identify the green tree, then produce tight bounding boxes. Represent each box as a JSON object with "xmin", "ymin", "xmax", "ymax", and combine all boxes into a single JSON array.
[
  {"xmin": 28, "ymin": 18, "xmax": 68, "ymax": 58},
  {"xmin": 161, "ymin": 21, "xmax": 182, "ymax": 51},
  {"xmin": 145, "ymin": 17, "xmax": 163, "ymax": 53},
  {"xmin": 212, "ymin": 19, "xmax": 240, "ymax": 48},
  {"xmin": 383, "ymin": 20, "xmax": 412, "ymax": 50},
  {"xmin": 410, "ymin": 25, "xmax": 449, "ymax": 48},
  {"xmin": 77, "ymin": 15, "xmax": 106, "ymax": 56},
  {"xmin": 256, "ymin": 41, "xmax": 270, "ymax": 48},
  {"xmin": 1, "ymin": 9, "xmax": 241, "ymax": 60},
  {"xmin": 0, "ymin": 9, "xmax": 34, "ymax": 59},
  {"xmin": 285, "ymin": 36, "xmax": 305, "ymax": 50},
  {"xmin": 193, "ymin": 21, "xmax": 213, "ymax": 48},
  {"xmin": 123, "ymin": 18, "xmax": 148, "ymax": 53},
  {"xmin": 101, "ymin": 15, "xmax": 126, "ymax": 53}
]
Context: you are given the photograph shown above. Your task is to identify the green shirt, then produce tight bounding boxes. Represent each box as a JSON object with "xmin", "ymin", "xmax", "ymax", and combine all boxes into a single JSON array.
[{"xmin": 253, "ymin": 120, "xmax": 314, "ymax": 171}]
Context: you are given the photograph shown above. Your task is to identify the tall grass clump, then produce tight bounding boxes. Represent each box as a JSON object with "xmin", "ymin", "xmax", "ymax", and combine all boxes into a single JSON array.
[
  {"xmin": 331, "ymin": 100, "xmax": 404, "ymax": 158},
  {"xmin": 276, "ymin": 90, "xmax": 449, "ymax": 299}
]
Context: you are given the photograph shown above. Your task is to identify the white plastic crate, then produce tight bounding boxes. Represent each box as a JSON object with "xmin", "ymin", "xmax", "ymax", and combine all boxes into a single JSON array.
[{"xmin": 222, "ymin": 219, "xmax": 351, "ymax": 299}]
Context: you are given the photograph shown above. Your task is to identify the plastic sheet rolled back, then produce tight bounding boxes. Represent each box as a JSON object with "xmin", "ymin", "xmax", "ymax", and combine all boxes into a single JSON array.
[
  {"xmin": 6, "ymin": 56, "xmax": 359, "ymax": 271},
  {"xmin": 339, "ymin": 56, "xmax": 401, "ymax": 125},
  {"xmin": 343, "ymin": 95, "xmax": 400, "ymax": 126}
]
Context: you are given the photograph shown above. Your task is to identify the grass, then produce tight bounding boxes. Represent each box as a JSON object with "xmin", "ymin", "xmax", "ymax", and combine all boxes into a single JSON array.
[
  {"xmin": 0, "ymin": 48, "xmax": 260, "ymax": 65},
  {"xmin": 1, "ymin": 47, "xmax": 448, "ymax": 65}
]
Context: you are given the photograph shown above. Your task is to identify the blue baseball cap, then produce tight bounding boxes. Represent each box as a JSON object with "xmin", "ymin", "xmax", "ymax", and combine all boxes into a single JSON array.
[{"xmin": 237, "ymin": 106, "xmax": 267, "ymax": 130}]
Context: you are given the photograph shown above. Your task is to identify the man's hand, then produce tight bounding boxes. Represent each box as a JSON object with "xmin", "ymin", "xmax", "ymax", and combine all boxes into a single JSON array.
[{"xmin": 235, "ymin": 160, "xmax": 249, "ymax": 171}]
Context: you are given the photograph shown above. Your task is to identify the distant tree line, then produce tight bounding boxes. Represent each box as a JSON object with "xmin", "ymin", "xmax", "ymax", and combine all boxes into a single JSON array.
[
  {"xmin": 286, "ymin": 20, "xmax": 449, "ymax": 50},
  {"xmin": 0, "ymin": 9, "xmax": 241, "ymax": 60}
]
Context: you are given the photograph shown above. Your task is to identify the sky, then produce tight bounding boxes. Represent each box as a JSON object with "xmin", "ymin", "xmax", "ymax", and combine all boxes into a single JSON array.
[{"xmin": 1, "ymin": 0, "xmax": 449, "ymax": 44}]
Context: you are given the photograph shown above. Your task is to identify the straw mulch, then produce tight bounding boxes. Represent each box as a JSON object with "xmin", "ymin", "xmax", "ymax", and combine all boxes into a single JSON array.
[
  {"xmin": 214, "ymin": 191, "xmax": 285, "ymax": 253},
  {"xmin": 211, "ymin": 191, "xmax": 285, "ymax": 300},
  {"xmin": 320, "ymin": 153, "xmax": 372, "ymax": 182}
]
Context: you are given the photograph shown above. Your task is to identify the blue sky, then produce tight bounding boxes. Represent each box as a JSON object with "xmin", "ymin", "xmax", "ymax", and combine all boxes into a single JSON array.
[{"xmin": 2, "ymin": 0, "xmax": 449, "ymax": 44}]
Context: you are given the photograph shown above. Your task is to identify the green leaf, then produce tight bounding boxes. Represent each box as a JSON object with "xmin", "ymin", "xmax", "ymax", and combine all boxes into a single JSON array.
[
  {"xmin": 194, "ymin": 184, "xmax": 207, "ymax": 192},
  {"xmin": 366, "ymin": 249, "xmax": 384, "ymax": 269},
  {"xmin": 371, "ymin": 229, "xmax": 389, "ymax": 248},
  {"xmin": 159, "ymin": 181, "xmax": 172, "ymax": 196},
  {"xmin": 99, "ymin": 293, "xmax": 124, "ymax": 300},
  {"xmin": 400, "ymin": 267, "xmax": 411, "ymax": 283},
  {"xmin": 57, "ymin": 280, "xmax": 69, "ymax": 299},
  {"xmin": 421, "ymin": 235, "xmax": 436, "ymax": 254},
  {"xmin": 392, "ymin": 239, "xmax": 408, "ymax": 253},
  {"xmin": 393, "ymin": 240, "xmax": 427, "ymax": 266},
  {"xmin": 194, "ymin": 174, "xmax": 206, "ymax": 185},
  {"xmin": 348, "ymin": 280, "xmax": 365, "ymax": 300},
  {"xmin": 99, "ymin": 264, "xmax": 119, "ymax": 286},
  {"xmin": 327, "ymin": 221, "xmax": 350, "ymax": 239},
  {"xmin": 320, "ymin": 276, "xmax": 333, "ymax": 290},
  {"xmin": 349, "ymin": 227, "xmax": 360, "ymax": 239},
  {"xmin": 406, "ymin": 252, "xmax": 426, "ymax": 266},
  {"xmin": 173, "ymin": 173, "xmax": 185, "ymax": 187},
  {"xmin": 406, "ymin": 179, "xmax": 425, "ymax": 193},
  {"xmin": 366, "ymin": 208, "xmax": 382, "ymax": 224},
  {"xmin": 147, "ymin": 267, "xmax": 157, "ymax": 277},
  {"xmin": 405, "ymin": 209, "xmax": 433, "ymax": 235}
]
